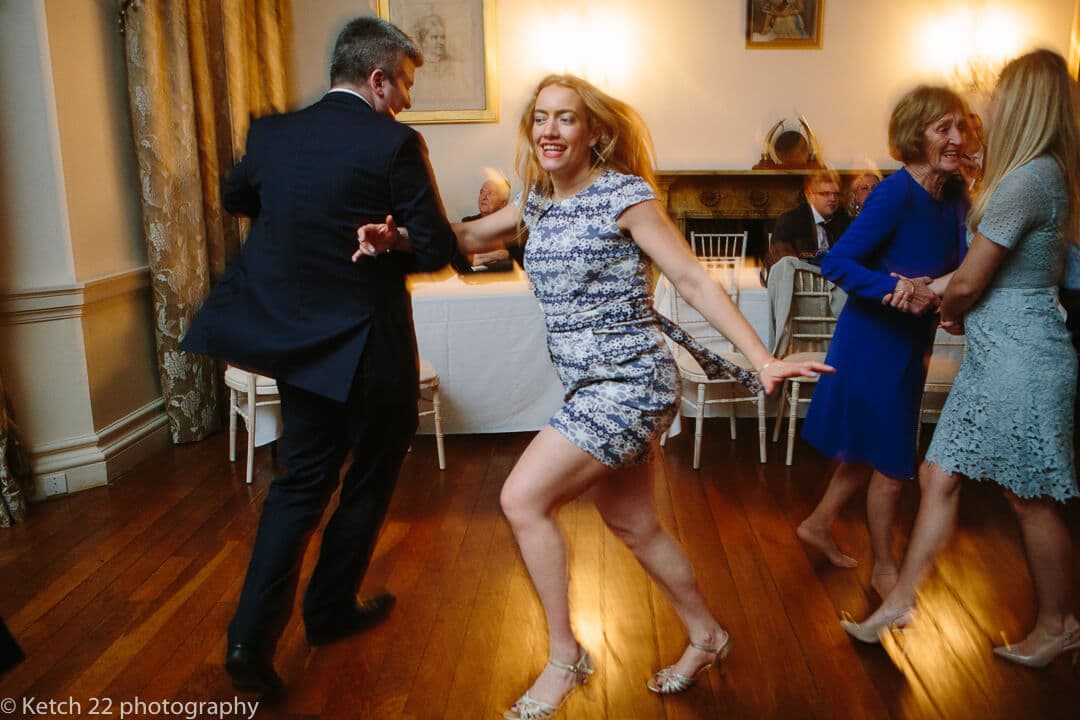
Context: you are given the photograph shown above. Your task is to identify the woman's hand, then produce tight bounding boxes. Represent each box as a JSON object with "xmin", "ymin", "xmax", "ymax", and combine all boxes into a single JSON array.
[
  {"xmin": 882, "ymin": 273, "xmax": 939, "ymax": 316},
  {"xmin": 939, "ymin": 317, "xmax": 964, "ymax": 335},
  {"xmin": 353, "ymin": 215, "xmax": 400, "ymax": 261},
  {"xmin": 757, "ymin": 357, "xmax": 836, "ymax": 395}
]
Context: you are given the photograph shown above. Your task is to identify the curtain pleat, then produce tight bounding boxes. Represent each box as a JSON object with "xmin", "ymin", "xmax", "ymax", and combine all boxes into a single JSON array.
[
  {"xmin": 0, "ymin": 374, "xmax": 29, "ymax": 527},
  {"xmin": 121, "ymin": 0, "xmax": 289, "ymax": 443}
]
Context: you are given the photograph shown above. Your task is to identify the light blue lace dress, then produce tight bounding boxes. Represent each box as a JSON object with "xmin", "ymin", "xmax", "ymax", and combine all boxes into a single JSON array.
[{"xmin": 925, "ymin": 155, "xmax": 1078, "ymax": 501}]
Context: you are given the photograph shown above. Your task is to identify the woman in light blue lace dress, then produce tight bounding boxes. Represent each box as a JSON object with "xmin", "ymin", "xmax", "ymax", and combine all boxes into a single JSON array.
[
  {"xmin": 448, "ymin": 75, "xmax": 830, "ymax": 719},
  {"xmin": 842, "ymin": 50, "xmax": 1080, "ymax": 668}
]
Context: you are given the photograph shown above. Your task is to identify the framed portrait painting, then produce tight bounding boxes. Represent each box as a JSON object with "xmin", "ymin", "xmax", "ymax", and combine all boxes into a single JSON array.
[
  {"xmin": 377, "ymin": 0, "xmax": 497, "ymax": 123},
  {"xmin": 746, "ymin": 0, "xmax": 824, "ymax": 49}
]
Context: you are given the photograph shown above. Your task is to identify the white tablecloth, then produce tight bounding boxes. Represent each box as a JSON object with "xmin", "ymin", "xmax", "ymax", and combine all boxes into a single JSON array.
[{"xmin": 409, "ymin": 266, "xmax": 564, "ymax": 434}]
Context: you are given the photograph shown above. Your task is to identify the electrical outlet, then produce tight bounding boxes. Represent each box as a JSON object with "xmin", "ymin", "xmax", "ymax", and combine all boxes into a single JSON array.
[{"xmin": 41, "ymin": 472, "xmax": 68, "ymax": 497}]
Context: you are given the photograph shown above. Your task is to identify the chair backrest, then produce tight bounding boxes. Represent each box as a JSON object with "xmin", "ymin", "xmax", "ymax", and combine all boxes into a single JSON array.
[
  {"xmin": 690, "ymin": 231, "xmax": 748, "ymax": 263},
  {"xmin": 925, "ymin": 330, "xmax": 968, "ymax": 388},
  {"xmin": 661, "ymin": 274, "xmax": 734, "ymax": 354},
  {"xmin": 689, "ymin": 231, "xmax": 748, "ymax": 306},
  {"xmin": 785, "ymin": 268, "xmax": 836, "ymax": 356}
]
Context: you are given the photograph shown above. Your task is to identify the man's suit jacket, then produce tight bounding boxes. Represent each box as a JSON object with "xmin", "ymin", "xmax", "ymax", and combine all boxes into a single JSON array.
[
  {"xmin": 181, "ymin": 92, "xmax": 455, "ymax": 402},
  {"xmin": 766, "ymin": 203, "xmax": 851, "ymax": 271}
]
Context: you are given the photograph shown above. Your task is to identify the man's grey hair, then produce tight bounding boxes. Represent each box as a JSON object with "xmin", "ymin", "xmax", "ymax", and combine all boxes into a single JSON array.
[{"xmin": 330, "ymin": 16, "xmax": 423, "ymax": 86}]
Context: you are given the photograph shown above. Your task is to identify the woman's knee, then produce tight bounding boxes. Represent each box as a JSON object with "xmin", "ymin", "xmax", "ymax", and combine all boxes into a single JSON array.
[
  {"xmin": 917, "ymin": 461, "xmax": 961, "ymax": 497},
  {"xmin": 600, "ymin": 509, "xmax": 661, "ymax": 551},
  {"xmin": 499, "ymin": 478, "xmax": 554, "ymax": 530}
]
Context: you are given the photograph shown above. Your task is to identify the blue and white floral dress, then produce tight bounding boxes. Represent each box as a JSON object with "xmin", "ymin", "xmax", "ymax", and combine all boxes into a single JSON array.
[{"xmin": 520, "ymin": 170, "xmax": 759, "ymax": 468}]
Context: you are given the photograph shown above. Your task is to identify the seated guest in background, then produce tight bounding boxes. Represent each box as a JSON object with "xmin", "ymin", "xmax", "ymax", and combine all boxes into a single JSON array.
[
  {"xmin": 765, "ymin": 170, "xmax": 851, "ymax": 273},
  {"xmin": 797, "ymin": 85, "xmax": 969, "ymax": 595},
  {"xmin": 960, "ymin": 111, "xmax": 986, "ymax": 193},
  {"xmin": 453, "ymin": 173, "xmax": 514, "ymax": 272},
  {"xmin": 845, "ymin": 170, "xmax": 881, "ymax": 217}
]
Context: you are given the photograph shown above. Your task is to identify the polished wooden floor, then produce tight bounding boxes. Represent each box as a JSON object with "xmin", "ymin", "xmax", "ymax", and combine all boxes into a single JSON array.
[{"xmin": 1, "ymin": 422, "xmax": 1078, "ymax": 719}]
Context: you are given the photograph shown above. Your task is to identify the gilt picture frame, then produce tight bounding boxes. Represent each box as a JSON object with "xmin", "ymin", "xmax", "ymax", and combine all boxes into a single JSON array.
[
  {"xmin": 376, "ymin": 0, "xmax": 497, "ymax": 123},
  {"xmin": 746, "ymin": 0, "xmax": 824, "ymax": 49}
]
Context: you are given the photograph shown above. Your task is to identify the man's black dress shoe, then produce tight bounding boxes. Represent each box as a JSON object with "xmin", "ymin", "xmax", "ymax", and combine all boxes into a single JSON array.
[
  {"xmin": 225, "ymin": 643, "xmax": 283, "ymax": 697},
  {"xmin": 306, "ymin": 592, "xmax": 395, "ymax": 646}
]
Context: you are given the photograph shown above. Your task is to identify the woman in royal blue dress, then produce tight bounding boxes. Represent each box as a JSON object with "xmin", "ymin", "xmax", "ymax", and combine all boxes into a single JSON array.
[
  {"xmin": 843, "ymin": 50, "xmax": 1080, "ymax": 665},
  {"xmin": 796, "ymin": 86, "xmax": 969, "ymax": 598}
]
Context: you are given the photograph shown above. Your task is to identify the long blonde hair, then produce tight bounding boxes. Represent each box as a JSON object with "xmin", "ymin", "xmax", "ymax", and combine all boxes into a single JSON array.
[
  {"xmin": 970, "ymin": 49, "xmax": 1080, "ymax": 245},
  {"xmin": 515, "ymin": 74, "xmax": 657, "ymax": 212}
]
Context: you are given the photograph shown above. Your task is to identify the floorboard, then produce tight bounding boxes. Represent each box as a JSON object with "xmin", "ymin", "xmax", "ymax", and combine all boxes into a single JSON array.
[{"xmin": 1, "ymin": 421, "xmax": 1078, "ymax": 719}]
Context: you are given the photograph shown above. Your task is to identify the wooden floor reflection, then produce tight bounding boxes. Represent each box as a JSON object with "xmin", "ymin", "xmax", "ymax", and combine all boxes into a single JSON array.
[{"xmin": 1, "ymin": 421, "xmax": 1077, "ymax": 718}]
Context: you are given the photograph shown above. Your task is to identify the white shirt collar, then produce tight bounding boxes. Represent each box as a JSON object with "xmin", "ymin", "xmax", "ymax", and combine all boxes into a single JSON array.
[
  {"xmin": 810, "ymin": 205, "xmax": 827, "ymax": 225},
  {"xmin": 328, "ymin": 87, "xmax": 372, "ymax": 107}
]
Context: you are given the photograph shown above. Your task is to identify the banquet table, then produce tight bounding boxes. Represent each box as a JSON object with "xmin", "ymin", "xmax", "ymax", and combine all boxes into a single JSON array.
[{"xmin": 408, "ymin": 266, "xmax": 565, "ymax": 434}]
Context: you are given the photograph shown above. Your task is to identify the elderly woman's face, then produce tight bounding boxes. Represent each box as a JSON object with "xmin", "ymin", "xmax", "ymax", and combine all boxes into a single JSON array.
[
  {"xmin": 922, "ymin": 109, "xmax": 968, "ymax": 175},
  {"xmin": 852, "ymin": 175, "xmax": 879, "ymax": 206}
]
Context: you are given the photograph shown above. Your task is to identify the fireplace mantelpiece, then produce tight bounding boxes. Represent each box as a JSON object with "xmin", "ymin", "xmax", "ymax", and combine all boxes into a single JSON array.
[{"xmin": 656, "ymin": 169, "xmax": 883, "ymax": 230}]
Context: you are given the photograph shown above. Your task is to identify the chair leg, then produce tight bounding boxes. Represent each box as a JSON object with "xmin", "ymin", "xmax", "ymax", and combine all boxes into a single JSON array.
[
  {"xmin": 229, "ymin": 387, "xmax": 238, "ymax": 463},
  {"xmin": 772, "ymin": 381, "xmax": 788, "ymax": 443},
  {"xmin": 785, "ymin": 381, "xmax": 801, "ymax": 466},
  {"xmin": 432, "ymin": 385, "xmax": 446, "ymax": 471},
  {"xmin": 246, "ymin": 380, "xmax": 256, "ymax": 485},
  {"xmin": 728, "ymin": 400, "xmax": 737, "ymax": 440},
  {"xmin": 756, "ymin": 392, "xmax": 767, "ymax": 464},
  {"xmin": 659, "ymin": 430, "xmax": 667, "ymax": 447},
  {"xmin": 693, "ymin": 382, "xmax": 705, "ymax": 470}
]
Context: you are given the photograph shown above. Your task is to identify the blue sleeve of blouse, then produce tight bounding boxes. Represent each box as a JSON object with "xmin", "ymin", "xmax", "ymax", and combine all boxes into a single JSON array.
[{"xmin": 819, "ymin": 176, "xmax": 910, "ymax": 301}]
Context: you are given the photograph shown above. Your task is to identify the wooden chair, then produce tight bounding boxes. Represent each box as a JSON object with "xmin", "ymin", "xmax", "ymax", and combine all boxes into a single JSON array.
[
  {"xmin": 659, "ymin": 274, "xmax": 767, "ymax": 468},
  {"xmin": 418, "ymin": 358, "xmax": 446, "ymax": 470},
  {"xmin": 690, "ymin": 231, "xmax": 749, "ymax": 306},
  {"xmin": 916, "ymin": 333, "xmax": 967, "ymax": 447},
  {"xmin": 224, "ymin": 365, "xmax": 280, "ymax": 485},
  {"xmin": 771, "ymin": 269, "xmax": 838, "ymax": 466}
]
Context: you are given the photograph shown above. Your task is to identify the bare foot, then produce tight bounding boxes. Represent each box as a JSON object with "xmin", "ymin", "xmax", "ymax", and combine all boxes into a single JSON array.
[
  {"xmin": 797, "ymin": 522, "xmax": 858, "ymax": 568},
  {"xmin": 870, "ymin": 566, "xmax": 899, "ymax": 598}
]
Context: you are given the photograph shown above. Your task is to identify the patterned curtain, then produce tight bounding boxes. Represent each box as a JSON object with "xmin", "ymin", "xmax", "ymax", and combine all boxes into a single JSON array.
[
  {"xmin": 0, "ymin": 373, "xmax": 29, "ymax": 527},
  {"xmin": 120, "ymin": 0, "xmax": 289, "ymax": 442}
]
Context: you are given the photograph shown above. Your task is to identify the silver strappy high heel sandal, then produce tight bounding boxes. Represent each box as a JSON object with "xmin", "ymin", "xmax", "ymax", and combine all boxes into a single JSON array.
[
  {"xmin": 647, "ymin": 634, "xmax": 731, "ymax": 694},
  {"xmin": 503, "ymin": 649, "xmax": 594, "ymax": 720}
]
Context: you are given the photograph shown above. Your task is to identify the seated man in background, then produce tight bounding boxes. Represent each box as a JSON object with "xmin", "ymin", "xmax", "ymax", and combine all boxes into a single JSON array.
[
  {"xmin": 765, "ymin": 170, "xmax": 851, "ymax": 274},
  {"xmin": 453, "ymin": 173, "xmax": 514, "ymax": 272}
]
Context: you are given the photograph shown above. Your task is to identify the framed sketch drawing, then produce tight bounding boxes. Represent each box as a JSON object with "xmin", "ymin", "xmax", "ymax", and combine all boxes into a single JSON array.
[
  {"xmin": 377, "ymin": 0, "xmax": 497, "ymax": 123},
  {"xmin": 746, "ymin": 0, "xmax": 824, "ymax": 49}
]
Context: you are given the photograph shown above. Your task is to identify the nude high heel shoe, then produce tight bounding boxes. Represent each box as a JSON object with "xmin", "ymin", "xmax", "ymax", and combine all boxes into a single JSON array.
[
  {"xmin": 840, "ymin": 606, "xmax": 915, "ymax": 644},
  {"xmin": 647, "ymin": 634, "xmax": 731, "ymax": 694},
  {"xmin": 993, "ymin": 625, "xmax": 1080, "ymax": 669},
  {"xmin": 503, "ymin": 650, "xmax": 594, "ymax": 720}
]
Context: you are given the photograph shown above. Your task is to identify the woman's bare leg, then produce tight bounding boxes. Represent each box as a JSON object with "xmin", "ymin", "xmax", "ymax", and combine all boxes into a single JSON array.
[
  {"xmin": 500, "ymin": 426, "xmax": 609, "ymax": 707},
  {"xmin": 588, "ymin": 459, "xmax": 725, "ymax": 678},
  {"xmin": 797, "ymin": 461, "xmax": 868, "ymax": 568},
  {"xmin": 863, "ymin": 461, "xmax": 961, "ymax": 625},
  {"xmin": 1004, "ymin": 492, "xmax": 1078, "ymax": 651},
  {"xmin": 867, "ymin": 471, "xmax": 906, "ymax": 597}
]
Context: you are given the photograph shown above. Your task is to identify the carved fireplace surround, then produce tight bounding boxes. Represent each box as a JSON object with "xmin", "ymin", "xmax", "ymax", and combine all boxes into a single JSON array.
[{"xmin": 656, "ymin": 169, "xmax": 878, "ymax": 259}]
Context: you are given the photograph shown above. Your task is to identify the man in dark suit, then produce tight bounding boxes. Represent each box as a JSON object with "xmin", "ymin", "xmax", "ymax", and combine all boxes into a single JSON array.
[
  {"xmin": 765, "ymin": 170, "xmax": 851, "ymax": 274},
  {"xmin": 180, "ymin": 17, "xmax": 454, "ymax": 696}
]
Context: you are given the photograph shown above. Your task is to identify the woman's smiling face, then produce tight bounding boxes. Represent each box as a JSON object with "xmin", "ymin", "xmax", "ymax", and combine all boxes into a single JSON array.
[{"xmin": 531, "ymin": 84, "xmax": 599, "ymax": 179}]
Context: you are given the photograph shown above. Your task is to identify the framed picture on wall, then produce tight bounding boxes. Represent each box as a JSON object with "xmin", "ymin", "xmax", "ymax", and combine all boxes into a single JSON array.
[
  {"xmin": 746, "ymin": 0, "xmax": 824, "ymax": 49},
  {"xmin": 376, "ymin": 0, "xmax": 497, "ymax": 123}
]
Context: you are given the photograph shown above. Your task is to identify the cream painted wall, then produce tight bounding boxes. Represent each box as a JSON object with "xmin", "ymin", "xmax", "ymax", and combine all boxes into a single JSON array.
[
  {"xmin": 289, "ymin": 0, "xmax": 1076, "ymax": 221},
  {"xmin": 1, "ymin": 0, "xmax": 166, "ymax": 497},
  {"xmin": 42, "ymin": 0, "xmax": 146, "ymax": 282},
  {"xmin": 0, "ymin": 0, "xmax": 75, "ymax": 290}
]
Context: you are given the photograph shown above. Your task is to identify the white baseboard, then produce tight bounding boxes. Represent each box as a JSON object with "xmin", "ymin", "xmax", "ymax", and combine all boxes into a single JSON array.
[{"xmin": 29, "ymin": 397, "xmax": 170, "ymax": 501}]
